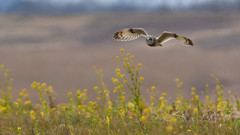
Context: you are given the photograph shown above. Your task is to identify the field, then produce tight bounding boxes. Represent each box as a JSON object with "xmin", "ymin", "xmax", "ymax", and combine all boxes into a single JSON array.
[{"xmin": 0, "ymin": 12, "xmax": 240, "ymax": 134}]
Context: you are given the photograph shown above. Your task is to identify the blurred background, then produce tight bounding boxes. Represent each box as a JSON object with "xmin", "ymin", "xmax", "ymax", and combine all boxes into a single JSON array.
[{"xmin": 0, "ymin": 0, "xmax": 240, "ymax": 103}]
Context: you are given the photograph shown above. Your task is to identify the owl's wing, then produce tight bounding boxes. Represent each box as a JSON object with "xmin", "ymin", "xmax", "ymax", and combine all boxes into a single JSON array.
[
  {"xmin": 157, "ymin": 31, "xmax": 193, "ymax": 46},
  {"xmin": 113, "ymin": 28, "xmax": 148, "ymax": 41}
]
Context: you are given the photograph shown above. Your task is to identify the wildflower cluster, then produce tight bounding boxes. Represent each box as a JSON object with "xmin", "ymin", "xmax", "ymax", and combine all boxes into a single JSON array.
[{"xmin": 0, "ymin": 49, "xmax": 239, "ymax": 135}]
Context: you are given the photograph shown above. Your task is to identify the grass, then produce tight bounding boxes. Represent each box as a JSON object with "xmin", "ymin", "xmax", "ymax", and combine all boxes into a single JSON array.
[{"xmin": 0, "ymin": 49, "xmax": 240, "ymax": 135}]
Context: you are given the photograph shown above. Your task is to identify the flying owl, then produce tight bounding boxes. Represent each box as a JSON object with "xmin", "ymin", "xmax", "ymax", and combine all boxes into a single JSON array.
[{"xmin": 113, "ymin": 28, "xmax": 193, "ymax": 47}]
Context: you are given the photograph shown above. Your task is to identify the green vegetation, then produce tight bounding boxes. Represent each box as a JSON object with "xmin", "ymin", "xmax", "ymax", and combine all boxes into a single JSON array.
[{"xmin": 0, "ymin": 49, "xmax": 239, "ymax": 135}]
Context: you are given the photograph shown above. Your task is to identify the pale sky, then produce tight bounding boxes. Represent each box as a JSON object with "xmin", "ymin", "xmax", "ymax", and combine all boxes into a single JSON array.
[{"xmin": 24, "ymin": 0, "xmax": 211, "ymax": 7}]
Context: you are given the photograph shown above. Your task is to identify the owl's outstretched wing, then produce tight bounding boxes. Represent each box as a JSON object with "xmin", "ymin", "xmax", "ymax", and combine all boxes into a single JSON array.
[
  {"xmin": 113, "ymin": 28, "xmax": 148, "ymax": 41},
  {"xmin": 157, "ymin": 31, "xmax": 193, "ymax": 46}
]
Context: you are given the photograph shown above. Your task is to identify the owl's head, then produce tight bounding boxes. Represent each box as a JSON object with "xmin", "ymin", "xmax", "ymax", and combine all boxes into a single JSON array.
[{"xmin": 146, "ymin": 36, "xmax": 156, "ymax": 46}]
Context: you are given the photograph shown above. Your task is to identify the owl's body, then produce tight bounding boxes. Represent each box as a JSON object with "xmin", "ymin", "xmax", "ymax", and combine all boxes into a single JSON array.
[{"xmin": 113, "ymin": 28, "xmax": 193, "ymax": 47}]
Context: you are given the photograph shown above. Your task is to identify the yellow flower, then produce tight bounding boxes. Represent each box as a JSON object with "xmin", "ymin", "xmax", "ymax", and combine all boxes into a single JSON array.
[
  {"xmin": 170, "ymin": 117, "xmax": 177, "ymax": 123},
  {"xmin": 36, "ymin": 82, "xmax": 40, "ymax": 86},
  {"xmin": 180, "ymin": 125, "xmax": 183, "ymax": 130},
  {"xmin": 93, "ymin": 86, "xmax": 98, "ymax": 90},
  {"xmin": 8, "ymin": 86, "xmax": 12, "ymax": 91},
  {"xmin": 41, "ymin": 83, "xmax": 47, "ymax": 87},
  {"xmin": 30, "ymin": 110, "xmax": 36, "ymax": 120},
  {"xmin": 194, "ymin": 108, "xmax": 198, "ymax": 113},
  {"xmin": 168, "ymin": 106, "xmax": 173, "ymax": 111},
  {"xmin": 116, "ymin": 72, "xmax": 121, "ymax": 76},
  {"xmin": 121, "ymin": 96, "xmax": 125, "ymax": 102},
  {"xmin": 0, "ymin": 106, "xmax": 7, "ymax": 112},
  {"xmin": 60, "ymin": 105, "xmax": 67, "ymax": 110},
  {"xmin": 159, "ymin": 96, "xmax": 164, "ymax": 101},
  {"xmin": 151, "ymin": 86, "xmax": 156, "ymax": 91},
  {"xmin": 115, "ymin": 68, "xmax": 120, "ymax": 72},
  {"xmin": 143, "ymin": 107, "xmax": 151, "ymax": 114},
  {"xmin": 121, "ymin": 74, "xmax": 125, "ymax": 78},
  {"xmin": 113, "ymin": 88, "xmax": 118, "ymax": 93},
  {"xmin": 128, "ymin": 102, "xmax": 134, "ymax": 109},
  {"xmin": 17, "ymin": 127, "xmax": 21, "ymax": 130},
  {"xmin": 125, "ymin": 62, "xmax": 130, "ymax": 67},
  {"xmin": 51, "ymin": 108, "xmax": 56, "ymax": 112},
  {"xmin": 0, "ymin": 64, "xmax": 4, "ymax": 69},
  {"xmin": 31, "ymin": 82, "xmax": 37, "ymax": 89},
  {"xmin": 40, "ymin": 111, "xmax": 44, "ymax": 117},
  {"xmin": 118, "ymin": 110, "xmax": 125, "ymax": 118},
  {"xmin": 104, "ymin": 90, "xmax": 109, "ymax": 94},
  {"xmin": 107, "ymin": 101, "xmax": 112, "ymax": 106},
  {"xmin": 120, "ymin": 48, "xmax": 124, "ymax": 52},
  {"xmin": 228, "ymin": 90, "xmax": 231, "ymax": 94},
  {"xmin": 17, "ymin": 98, "xmax": 22, "ymax": 103},
  {"xmin": 216, "ymin": 85, "xmax": 221, "ymax": 90},
  {"xmin": 160, "ymin": 103, "xmax": 165, "ymax": 108},
  {"xmin": 68, "ymin": 92, "xmax": 72, "ymax": 96},
  {"xmin": 113, "ymin": 79, "xmax": 118, "ymax": 83},
  {"xmin": 14, "ymin": 102, "xmax": 19, "ymax": 106},
  {"xmin": 131, "ymin": 55, "xmax": 134, "ymax": 59},
  {"xmin": 137, "ymin": 63, "xmax": 142, "ymax": 67},
  {"xmin": 187, "ymin": 129, "xmax": 192, "ymax": 132},
  {"xmin": 106, "ymin": 116, "xmax": 110, "ymax": 125},
  {"xmin": 166, "ymin": 125, "xmax": 173, "ymax": 132},
  {"xmin": 48, "ymin": 85, "xmax": 53, "ymax": 90},
  {"xmin": 191, "ymin": 87, "xmax": 196, "ymax": 91},
  {"xmin": 140, "ymin": 115, "xmax": 147, "ymax": 122},
  {"xmin": 217, "ymin": 97, "xmax": 222, "ymax": 102},
  {"xmin": 150, "ymin": 96, "xmax": 155, "ymax": 101},
  {"xmin": 140, "ymin": 77, "xmax": 144, "ymax": 81},
  {"xmin": 44, "ymin": 88, "xmax": 48, "ymax": 92},
  {"xmin": 176, "ymin": 100, "xmax": 181, "ymax": 104},
  {"xmin": 162, "ymin": 93, "xmax": 167, "ymax": 96},
  {"xmin": 115, "ymin": 56, "xmax": 119, "ymax": 60},
  {"xmin": 19, "ymin": 92, "xmax": 24, "ymax": 97},
  {"xmin": 48, "ymin": 89, "xmax": 54, "ymax": 94},
  {"xmin": 37, "ymin": 86, "xmax": 41, "ymax": 91},
  {"xmin": 24, "ymin": 100, "xmax": 31, "ymax": 105},
  {"xmin": 206, "ymin": 95, "xmax": 210, "ymax": 100},
  {"xmin": 175, "ymin": 78, "xmax": 180, "ymax": 82},
  {"xmin": 31, "ymin": 115, "xmax": 36, "ymax": 120},
  {"xmin": 217, "ymin": 101, "xmax": 225, "ymax": 110}
]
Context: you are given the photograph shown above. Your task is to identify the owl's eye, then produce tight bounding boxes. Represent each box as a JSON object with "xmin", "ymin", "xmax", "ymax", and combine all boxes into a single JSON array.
[{"xmin": 148, "ymin": 38, "xmax": 152, "ymax": 41}]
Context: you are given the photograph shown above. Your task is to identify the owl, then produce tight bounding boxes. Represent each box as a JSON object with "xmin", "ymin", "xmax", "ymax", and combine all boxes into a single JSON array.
[{"xmin": 113, "ymin": 28, "xmax": 193, "ymax": 47}]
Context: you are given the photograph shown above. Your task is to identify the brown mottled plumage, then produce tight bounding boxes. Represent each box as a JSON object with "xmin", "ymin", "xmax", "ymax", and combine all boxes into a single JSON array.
[{"xmin": 113, "ymin": 28, "xmax": 193, "ymax": 47}]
